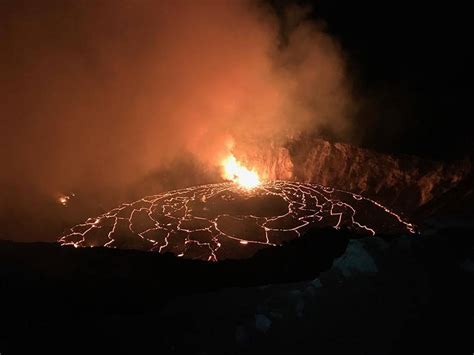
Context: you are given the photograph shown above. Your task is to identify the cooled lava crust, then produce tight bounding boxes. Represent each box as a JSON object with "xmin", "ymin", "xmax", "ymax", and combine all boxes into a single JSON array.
[{"xmin": 59, "ymin": 181, "xmax": 415, "ymax": 260}]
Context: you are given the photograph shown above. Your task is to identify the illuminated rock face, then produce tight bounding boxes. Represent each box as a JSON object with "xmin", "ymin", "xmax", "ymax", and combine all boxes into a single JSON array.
[
  {"xmin": 242, "ymin": 139, "xmax": 471, "ymax": 215},
  {"xmin": 59, "ymin": 181, "xmax": 414, "ymax": 261}
]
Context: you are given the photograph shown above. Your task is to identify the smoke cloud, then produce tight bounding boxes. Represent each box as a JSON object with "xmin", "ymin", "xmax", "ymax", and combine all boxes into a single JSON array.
[{"xmin": 1, "ymin": 0, "xmax": 352, "ymax": 199}]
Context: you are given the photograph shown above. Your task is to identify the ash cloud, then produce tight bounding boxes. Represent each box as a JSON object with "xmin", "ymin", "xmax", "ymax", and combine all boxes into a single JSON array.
[{"xmin": 1, "ymin": 0, "xmax": 352, "ymax": 204}]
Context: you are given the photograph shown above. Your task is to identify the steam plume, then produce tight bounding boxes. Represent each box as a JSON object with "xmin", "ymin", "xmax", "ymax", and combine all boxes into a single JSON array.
[{"xmin": 1, "ymin": 0, "xmax": 352, "ymax": 196}]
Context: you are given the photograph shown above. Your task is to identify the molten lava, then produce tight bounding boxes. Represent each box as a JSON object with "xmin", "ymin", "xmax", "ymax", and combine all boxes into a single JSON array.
[
  {"xmin": 58, "ymin": 181, "xmax": 416, "ymax": 261},
  {"xmin": 57, "ymin": 192, "xmax": 75, "ymax": 207},
  {"xmin": 222, "ymin": 154, "xmax": 260, "ymax": 189},
  {"xmin": 58, "ymin": 196, "xmax": 69, "ymax": 206}
]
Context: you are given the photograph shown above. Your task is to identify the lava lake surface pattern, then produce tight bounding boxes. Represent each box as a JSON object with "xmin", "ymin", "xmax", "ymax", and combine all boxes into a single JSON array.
[{"xmin": 59, "ymin": 181, "xmax": 415, "ymax": 261}]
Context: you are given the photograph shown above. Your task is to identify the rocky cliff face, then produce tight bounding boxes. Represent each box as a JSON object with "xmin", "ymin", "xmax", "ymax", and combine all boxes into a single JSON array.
[{"xmin": 241, "ymin": 139, "xmax": 472, "ymax": 217}]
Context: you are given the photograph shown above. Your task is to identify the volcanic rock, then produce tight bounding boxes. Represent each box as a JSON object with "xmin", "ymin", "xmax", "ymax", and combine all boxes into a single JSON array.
[{"xmin": 240, "ymin": 138, "xmax": 472, "ymax": 215}]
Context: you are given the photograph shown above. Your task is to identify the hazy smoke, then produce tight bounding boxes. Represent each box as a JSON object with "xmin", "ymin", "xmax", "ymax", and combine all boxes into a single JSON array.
[{"xmin": 1, "ymin": 0, "xmax": 352, "ymax": 197}]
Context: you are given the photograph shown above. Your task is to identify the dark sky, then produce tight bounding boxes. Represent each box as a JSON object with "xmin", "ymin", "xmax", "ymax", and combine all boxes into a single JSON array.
[{"xmin": 287, "ymin": 0, "xmax": 474, "ymax": 158}]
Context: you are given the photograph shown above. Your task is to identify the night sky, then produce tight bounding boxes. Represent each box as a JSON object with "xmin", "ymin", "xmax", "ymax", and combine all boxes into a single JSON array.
[{"xmin": 298, "ymin": 0, "xmax": 474, "ymax": 158}]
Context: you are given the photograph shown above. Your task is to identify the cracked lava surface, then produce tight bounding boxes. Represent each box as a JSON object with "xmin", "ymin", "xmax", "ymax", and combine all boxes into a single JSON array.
[{"xmin": 59, "ymin": 181, "xmax": 415, "ymax": 261}]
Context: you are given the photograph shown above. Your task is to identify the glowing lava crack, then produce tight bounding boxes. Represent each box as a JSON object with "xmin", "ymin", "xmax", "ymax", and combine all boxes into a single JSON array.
[{"xmin": 59, "ymin": 181, "xmax": 415, "ymax": 261}]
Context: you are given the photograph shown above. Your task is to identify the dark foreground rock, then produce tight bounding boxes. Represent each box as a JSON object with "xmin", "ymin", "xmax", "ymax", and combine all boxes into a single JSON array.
[{"xmin": 0, "ymin": 226, "xmax": 473, "ymax": 354}]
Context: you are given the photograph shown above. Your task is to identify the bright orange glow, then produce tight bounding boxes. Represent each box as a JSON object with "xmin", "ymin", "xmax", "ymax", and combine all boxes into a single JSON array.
[
  {"xmin": 58, "ymin": 195, "xmax": 69, "ymax": 206},
  {"xmin": 222, "ymin": 154, "xmax": 261, "ymax": 189},
  {"xmin": 58, "ymin": 192, "xmax": 75, "ymax": 206}
]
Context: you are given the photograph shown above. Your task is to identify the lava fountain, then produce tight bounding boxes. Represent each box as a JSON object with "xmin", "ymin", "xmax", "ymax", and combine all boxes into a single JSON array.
[{"xmin": 221, "ymin": 154, "xmax": 261, "ymax": 189}]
